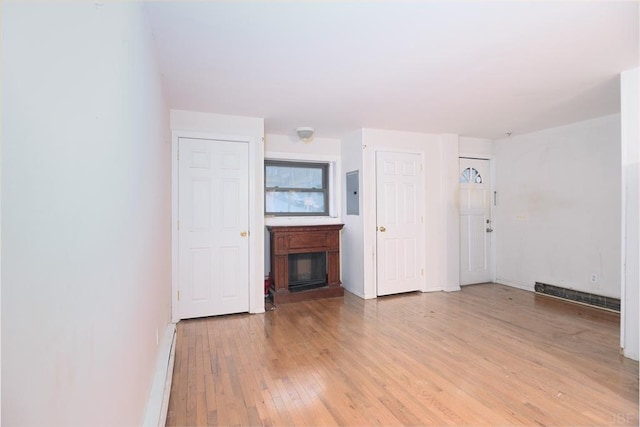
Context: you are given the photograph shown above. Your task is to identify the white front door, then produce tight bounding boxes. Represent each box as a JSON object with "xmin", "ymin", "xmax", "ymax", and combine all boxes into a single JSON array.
[
  {"xmin": 459, "ymin": 158, "xmax": 493, "ymax": 285},
  {"xmin": 178, "ymin": 137, "xmax": 249, "ymax": 319},
  {"xmin": 376, "ymin": 151, "xmax": 425, "ymax": 296}
]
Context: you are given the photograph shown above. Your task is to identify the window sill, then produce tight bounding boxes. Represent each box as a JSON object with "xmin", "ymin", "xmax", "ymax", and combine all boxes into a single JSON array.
[{"xmin": 264, "ymin": 216, "xmax": 343, "ymax": 227}]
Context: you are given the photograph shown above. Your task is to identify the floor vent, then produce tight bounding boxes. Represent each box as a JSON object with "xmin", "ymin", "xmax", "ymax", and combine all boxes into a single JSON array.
[{"xmin": 534, "ymin": 282, "xmax": 620, "ymax": 312}]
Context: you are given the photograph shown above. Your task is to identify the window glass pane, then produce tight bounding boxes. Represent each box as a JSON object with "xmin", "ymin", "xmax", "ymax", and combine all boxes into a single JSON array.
[
  {"xmin": 264, "ymin": 160, "xmax": 329, "ymax": 216},
  {"xmin": 460, "ymin": 167, "xmax": 482, "ymax": 184},
  {"xmin": 265, "ymin": 191, "xmax": 326, "ymax": 213},
  {"xmin": 266, "ymin": 165, "xmax": 323, "ymax": 189},
  {"xmin": 460, "ymin": 168, "xmax": 470, "ymax": 183}
]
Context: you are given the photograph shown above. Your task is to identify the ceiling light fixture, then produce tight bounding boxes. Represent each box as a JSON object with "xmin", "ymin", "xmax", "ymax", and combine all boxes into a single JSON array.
[{"xmin": 296, "ymin": 127, "xmax": 314, "ymax": 142}]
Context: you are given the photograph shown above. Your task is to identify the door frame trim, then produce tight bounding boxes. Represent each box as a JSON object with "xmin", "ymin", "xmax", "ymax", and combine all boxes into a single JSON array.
[
  {"xmin": 459, "ymin": 153, "xmax": 496, "ymax": 284},
  {"xmin": 171, "ymin": 131, "xmax": 261, "ymax": 322}
]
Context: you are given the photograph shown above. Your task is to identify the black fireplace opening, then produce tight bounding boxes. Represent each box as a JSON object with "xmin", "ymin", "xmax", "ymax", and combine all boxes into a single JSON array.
[{"xmin": 288, "ymin": 252, "xmax": 327, "ymax": 292}]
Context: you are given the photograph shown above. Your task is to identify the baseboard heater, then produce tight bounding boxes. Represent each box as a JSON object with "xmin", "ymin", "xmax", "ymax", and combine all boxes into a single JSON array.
[{"xmin": 534, "ymin": 282, "xmax": 620, "ymax": 312}]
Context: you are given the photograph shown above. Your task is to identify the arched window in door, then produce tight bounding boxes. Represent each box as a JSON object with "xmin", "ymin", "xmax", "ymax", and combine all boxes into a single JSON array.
[{"xmin": 460, "ymin": 167, "xmax": 483, "ymax": 184}]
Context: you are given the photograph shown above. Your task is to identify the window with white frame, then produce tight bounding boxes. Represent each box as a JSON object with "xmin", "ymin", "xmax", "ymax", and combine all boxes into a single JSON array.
[{"xmin": 265, "ymin": 160, "xmax": 330, "ymax": 216}]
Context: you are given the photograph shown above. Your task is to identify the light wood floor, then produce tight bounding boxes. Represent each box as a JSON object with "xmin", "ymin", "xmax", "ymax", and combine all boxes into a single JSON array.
[{"xmin": 165, "ymin": 284, "xmax": 639, "ymax": 426}]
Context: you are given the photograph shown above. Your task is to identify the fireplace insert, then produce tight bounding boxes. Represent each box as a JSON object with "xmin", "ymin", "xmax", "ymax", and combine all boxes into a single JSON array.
[{"xmin": 288, "ymin": 252, "xmax": 327, "ymax": 292}]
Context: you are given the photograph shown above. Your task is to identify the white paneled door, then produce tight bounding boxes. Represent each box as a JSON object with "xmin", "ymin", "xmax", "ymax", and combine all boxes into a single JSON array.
[
  {"xmin": 459, "ymin": 157, "xmax": 492, "ymax": 285},
  {"xmin": 376, "ymin": 151, "xmax": 425, "ymax": 296},
  {"xmin": 178, "ymin": 137, "xmax": 249, "ymax": 319}
]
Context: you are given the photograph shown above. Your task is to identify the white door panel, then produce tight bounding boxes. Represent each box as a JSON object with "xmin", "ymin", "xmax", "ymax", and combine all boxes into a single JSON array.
[
  {"xmin": 459, "ymin": 158, "xmax": 492, "ymax": 285},
  {"xmin": 376, "ymin": 151, "xmax": 425, "ymax": 296},
  {"xmin": 178, "ymin": 137, "xmax": 249, "ymax": 319}
]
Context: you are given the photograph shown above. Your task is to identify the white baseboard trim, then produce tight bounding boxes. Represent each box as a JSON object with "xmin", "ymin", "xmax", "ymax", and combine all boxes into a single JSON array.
[
  {"xmin": 143, "ymin": 323, "xmax": 177, "ymax": 427},
  {"xmin": 344, "ymin": 288, "xmax": 366, "ymax": 299}
]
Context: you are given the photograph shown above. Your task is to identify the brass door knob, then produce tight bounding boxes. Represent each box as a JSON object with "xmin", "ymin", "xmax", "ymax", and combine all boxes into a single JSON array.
[
  {"xmin": 379, "ymin": 226, "xmax": 386, "ymax": 232},
  {"xmin": 240, "ymin": 231, "xmax": 248, "ymax": 237}
]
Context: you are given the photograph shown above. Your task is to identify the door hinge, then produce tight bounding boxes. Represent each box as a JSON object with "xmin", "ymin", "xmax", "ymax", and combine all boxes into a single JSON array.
[
  {"xmin": 420, "ymin": 164, "xmax": 423, "ymax": 172},
  {"xmin": 177, "ymin": 150, "xmax": 179, "ymax": 160},
  {"xmin": 421, "ymin": 268, "xmax": 424, "ymax": 276},
  {"xmin": 177, "ymin": 290, "xmax": 180, "ymax": 301}
]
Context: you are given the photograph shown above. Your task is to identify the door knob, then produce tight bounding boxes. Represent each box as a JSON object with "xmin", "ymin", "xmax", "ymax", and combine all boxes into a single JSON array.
[
  {"xmin": 379, "ymin": 226, "xmax": 386, "ymax": 232},
  {"xmin": 240, "ymin": 231, "xmax": 248, "ymax": 237},
  {"xmin": 485, "ymin": 219, "xmax": 493, "ymax": 233}
]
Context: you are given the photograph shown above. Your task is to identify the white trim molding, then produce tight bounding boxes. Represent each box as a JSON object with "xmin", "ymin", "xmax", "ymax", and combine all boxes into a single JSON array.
[
  {"xmin": 143, "ymin": 324, "xmax": 177, "ymax": 427},
  {"xmin": 264, "ymin": 151, "xmax": 342, "ymax": 226},
  {"xmin": 171, "ymin": 130, "xmax": 265, "ymax": 322}
]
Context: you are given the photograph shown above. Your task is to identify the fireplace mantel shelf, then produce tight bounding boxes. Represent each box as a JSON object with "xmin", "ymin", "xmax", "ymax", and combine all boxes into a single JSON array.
[{"xmin": 267, "ymin": 224, "xmax": 344, "ymax": 304}]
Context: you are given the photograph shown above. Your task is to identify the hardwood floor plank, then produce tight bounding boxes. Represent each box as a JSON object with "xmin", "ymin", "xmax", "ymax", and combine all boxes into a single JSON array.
[
  {"xmin": 169, "ymin": 321, "xmax": 189, "ymax": 427},
  {"xmin": 166, "ymin": 284, "xmax": 638, "ymax": 426}
]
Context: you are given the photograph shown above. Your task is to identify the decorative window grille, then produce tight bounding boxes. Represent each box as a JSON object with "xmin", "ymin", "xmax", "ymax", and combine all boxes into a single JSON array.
[{"xmin": 460, "ymin": 167, "xmax": 483, "ymax": 184}]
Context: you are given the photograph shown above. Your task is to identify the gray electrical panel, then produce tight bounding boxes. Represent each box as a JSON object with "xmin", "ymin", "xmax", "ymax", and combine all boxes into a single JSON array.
[{"xmin": 346, "ymin": 170, "xmax": 359, "ymax": 215}]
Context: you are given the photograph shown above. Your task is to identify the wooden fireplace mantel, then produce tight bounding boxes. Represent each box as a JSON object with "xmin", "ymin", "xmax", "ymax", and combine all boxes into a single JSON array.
[{"xmin": 267, "ymin": 224, "xmax": 344, "ymax": 304}]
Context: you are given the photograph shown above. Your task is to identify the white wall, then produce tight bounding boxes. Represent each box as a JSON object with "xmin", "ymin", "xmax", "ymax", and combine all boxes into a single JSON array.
[
  {"xmin": 459, "ymin": 136, "xmax": 493, "ymax": 157},
  {"xmin": 340, "ymin": 130, "xmax": 365, "ymax": 297},
  {"xmin": 263, "ymin": 133, "xmax": 343, "ymax": 226},
  {"xmin": 263, "ymin": 130, "xmax": 461, "ymax": 299},
  {"xmin": 265, "ymin": 133, "xmax": 341, "ymax": 156},
  {"xmin": 355, "ymin": 129, "xmax": 459, "ymax": 298},
  {"xmin": 170, "ymin": 110, "xmax": 265, "ymax": 315},
  {"xmin": 2, "ymin": 2, "xmax": 171, "ymax": 425},
  {"xmin": 442, "ymin": 134, "xmax": 461, "ymax": 291},
  {"xmin": 621, "ymin": 67, "xmax": 639, "ymax": 360},
  {"xmin": 171, "ymin": 109, "xmax": 264, "ymax": 137},
  {"xmin": 493, "ymin": 115, "xmax": 621, "ymax": 297}
]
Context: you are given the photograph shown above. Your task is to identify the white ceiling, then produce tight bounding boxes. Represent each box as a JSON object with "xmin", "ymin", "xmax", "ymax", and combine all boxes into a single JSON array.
[{"xmin": 144, "ymin": 1, "xmax": 639, "ymax": 139}]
